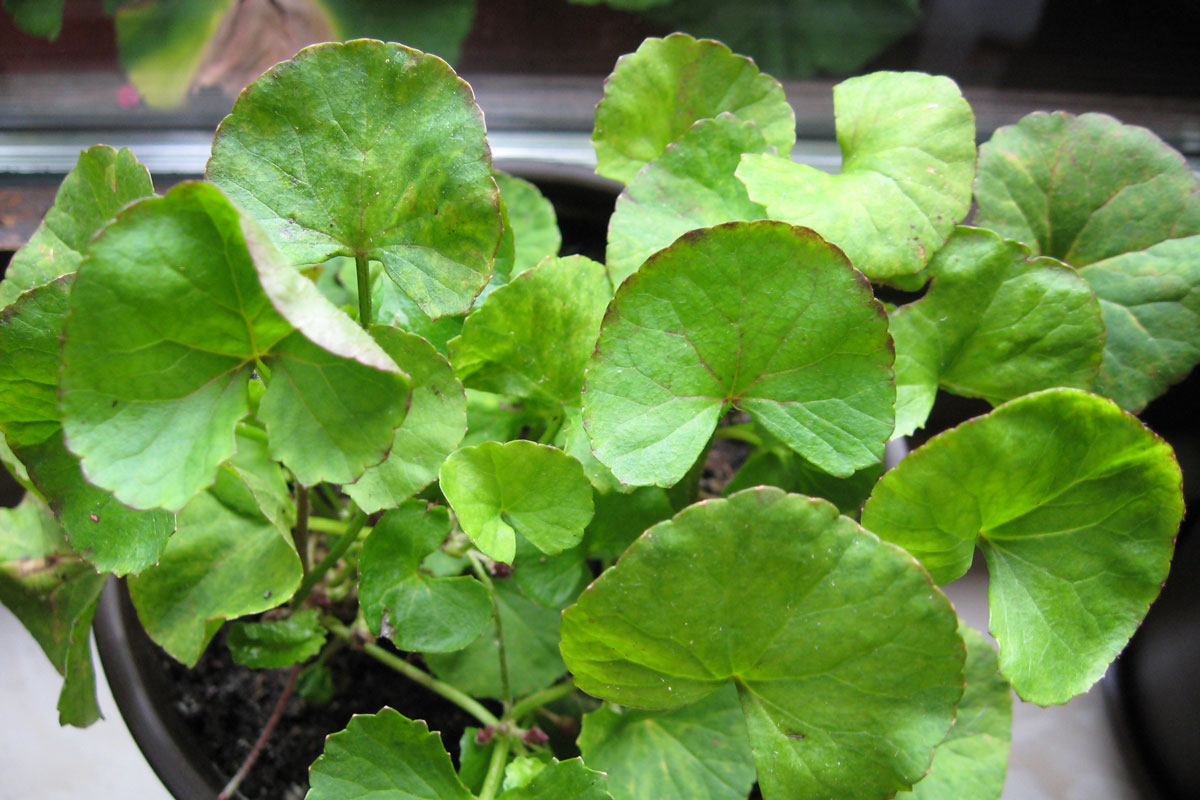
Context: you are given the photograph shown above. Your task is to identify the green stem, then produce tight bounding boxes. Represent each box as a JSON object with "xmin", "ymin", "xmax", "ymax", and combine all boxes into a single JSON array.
[
  {"xmin": 469, "ymin": 553, "xmax": 512, "ymax": 709},
  {"xmin": 292, "ymin": 510, "xmax": 367, "ymax": 607},
  {"xmin": 307, "ymin": 516, "xmax": 356, "ymax": 536},
  {"xmin": 323, "ymin": 618, "xmax": 500, "ymax": 728},
  {"xmin": 509, "ymin": 680, "xmax": 576, "ymax": 722},
  {"xmin": 235, "ymin": 422, "xmax": 269, "ymax": 445},
  {"xmin": 477, "ymin": 735, "xmax": 512, "ymax": 800},
  {"xmin": 538, "ymin": 412, "xmax": 564, "ymax": 444},
  {"xmin": 355, "ymin": 252, "xmax": 372, "ymax": 328},
  {"xmin": 294, "ymin": 485, "xmax": 311, "ymax": 574},
  {"xmin": 712, "ymin": 422, "xmax": 761, "ymax": 446}
]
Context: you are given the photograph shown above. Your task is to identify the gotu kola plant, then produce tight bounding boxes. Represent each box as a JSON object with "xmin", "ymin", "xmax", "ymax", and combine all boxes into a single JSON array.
[{"xmin": 0, "ymin": 32, "xmax": 1195, "ymax": 800}]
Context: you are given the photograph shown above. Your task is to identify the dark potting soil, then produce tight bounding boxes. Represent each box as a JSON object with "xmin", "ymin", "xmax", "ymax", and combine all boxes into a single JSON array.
[{"xmin": 159, "ymin": 626, "xmax": 486, "ymax": 800}]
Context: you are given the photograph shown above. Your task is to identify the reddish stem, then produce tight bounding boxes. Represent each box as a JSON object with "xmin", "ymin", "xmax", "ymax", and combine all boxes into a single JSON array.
[{"xmin": 216, "ymin": 664, "xmax": 301, "ymax": 800}]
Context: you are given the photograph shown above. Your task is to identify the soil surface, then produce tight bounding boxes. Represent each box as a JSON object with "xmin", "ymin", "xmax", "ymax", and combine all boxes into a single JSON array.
[{"xmin": 160, "ymin": 627, "xmax": 485, "ymax": 800}]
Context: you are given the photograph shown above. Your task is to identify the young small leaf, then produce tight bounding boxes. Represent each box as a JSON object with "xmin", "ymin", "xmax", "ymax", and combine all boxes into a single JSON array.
[
  {"xmin": 605, "ymin": 113, "xmax": 771, "ymax": 288},
  {"xmin": 974, "ymin": 111, "xmax": 1200, "ymax": 411},
  {"xmin": 128, "ymin": 489, "xmax": 302, "ymax": 666},
  {"xmin": 888, "ymin": 226, "xmax": 1104, "ymax": 430},
  {"xmin": 345, "ymin": 326, "xmax": 467, "ymax": 514},
  {"xmin": 583, "ymin": 221, "xmax": 895, "ymax": 487},
  {"xmin": 737, "ymin": 71, "xmax": 975, "ymax": 282},
  {"xmin": 358, "ymin": 501, "xmax": 491, "ymax": 653},
  {"xmin": 899, "ymin": 625, "xmax": 1012, "ymax": 800},
  {"xmin": 862, "ymin": 388, "xmax": 1182, "ymax": 704},
  {"xmin": 450, "ymin": 255, "xmax": 611, "ymax": 407},
  {"xmin": 0, "ymin": 145, "xmax": 153, "ymax": 309},
  {"xmin": 0, "ymin": 493, "xmax": 106, "ymax": 727},
  {"xmin": 593, "ymin": 33, "xmax": 795, "ymax": 184},
  {"xmin": 439, "ymin": 441, "xmax": 594, "ymax": 564},
  {"xmin": 497, "ymin": 758, "xmax": 613, "ymax": 800},
  {"xmin": 226, "ymin": 608, "xmax": 327, "ymax": 669},
  {"xmin": 578, "ymin": 683, "xmax": 756, "ymax": 800},
  {"xmin": 425, "ymin": 578, "xmax": 567, "ymax": 700},
  {"xmin": 307, "ymin": 709, "xmax": 474, "ymax": 800},
  {"xmin": 208, "ymin": 39, "xmax": 502, "ymax": 318},
  {"xmin": 561, "ymin": 487, "xmax": 965, "ymax": 800}
]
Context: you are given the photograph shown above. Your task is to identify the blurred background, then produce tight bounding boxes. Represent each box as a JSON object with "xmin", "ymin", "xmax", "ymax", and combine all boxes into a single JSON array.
[{"xmin": 1, "ymin": 2, "xmax": 1197, "ymax": 799}]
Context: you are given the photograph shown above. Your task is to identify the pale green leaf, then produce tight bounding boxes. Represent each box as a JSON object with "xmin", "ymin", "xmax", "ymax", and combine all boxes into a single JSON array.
[
  {"xmin": 900, "ymin": 625, "xmax": 1011, "ymax": 800},
  {"xmin": 0, "ymin": 493, "xmax": 106, "ymax": 727},
  {"xmin": 583, "ymin": 221, "xmax": 895, "ymax": 487},
  {"xmin": 494, "ymin": 172, "xmax": 561, "ymax": 275},
  {"xmin": 128, "ymin": 489, "xmax": 302, "ymax": 666},
  {"xmin": 737, "ymin": 71, "xmax": 975, "ymax": 282},
  {"xmin": 606, "ymin": 114, "xmax": 771, "ymax": 288},
  {"xmin": 561, "ymin": 487, "xmax": 964, "ymax": 800},
  {"xmin": 974, "ymin": 111, "xmax": 1200, "ymax": 411},
  {"xmin": 208, "ymin": 39, "xmax": 502, "ymax": 318},
  {"xmin": 450, "ymin": 255, "xmax": 611, "ymax": 407},
  {"xmin": 115, "ymin": 0, "xmax": 236, "ymax": 109},
  {"xmin": 578, "ymin": 684, "xmax": 756, "ymax": 800},
  {"xmin": 888, "ymin": 226, "xmax": 1104, "ymax": 430},
  {"xmin": 497, "ymin": 758, "xmax": 613, "ymax": 800},
  {"xmin": 307, "ymin": 708, "xmax": 473, "ymax": 800},
  {"xmin": 862, "ymin": 388, "xmax": 1182, "ymax": 704},
  {"xmin": 439, "ymin": 441, "xmax": 594, "ymax": 564},
  {"xmin": 226, "ymin": 607, "xmax": 326, "ymax": 669},
  {"xmin": 593, "ymin": 33, "xmax": 795, "ymax": 184},
  {"xmin": 345, "ymin": 326, "xmax": 466, "ymax": 513},
  {"xmin": 0, "ymin": 146, "xmax": 153, "ymax": 309}
]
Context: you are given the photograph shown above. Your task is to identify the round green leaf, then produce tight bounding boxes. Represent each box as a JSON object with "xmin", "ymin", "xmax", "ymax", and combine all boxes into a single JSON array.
[
  {"xmin": 561, "ymin": 487, "xmax": 964, "ymax": 800},
  {"xmin": 606, "ymin": 113, "xmax": 772, "ymax": 288},
  {"xmin": 359, "ymin": 501, "xmax": 491, "ymax": 653},
  {"xmin": 888, "ymin": 226, "xmax": 1105, "ymax": 433},
  {"xmin": 425, "ymin": 578, "xmax": 567, "ymax": 700},
  {"xmin": 900, "ymin": 625, "xmax": 1011, "ymax": 800},
  {"xmin": 128, "ymin": 489, "xmax": 302, "ymax": 666},
  {"xmin": 861, "ymin": 388, "xmax": 1182, "ymax": 704},
  {"xmin": 226, "ymin": 608, "xmax": 327, "ymax": 669},
  {"xmin": 345, "ymin": 326, "xmax": 467, "ymax": 513},
  {"xmin": 578, "ymin": 683, "xmax": 756, "ymax": 800},
  {"xmin": 0, "ymin": 145, "xmax": 154, "ymax": 310},
  {"xmin": 582, "ymin": 221, "xmax": 895, "ymax": 487},
  {"xmin": 593, "ymin": 33, "xmax": 796, "ymax": 184},
  {"xmin": 450, "ymin": 255, "xmax": 611, "ymax": 407},
  {"xmin": 494, "ymin": 172, "xmax": 562, "ymax": 275},
  {"xmin": 60, "ymin": 182, "xmax": 290, "ymax": 511},
  {"xmin": 497, "ymin": 758, "xmax": 613, "ymax": 800},
  {"xmin": 439, "ymin": 441, "xmax": 594, "ymax": 564},
  {"xmin": 308, "ymin": 709, "xmax": 473, "ymax": 800},
  {"xmin": 974, "ymin": 111, "xmax": 1200, "ymax": 411},
  {"xmin": 737, "ymin": 71, "xmax": 976, "ymax": 282},
  {"xmin": 208, "ymin": 39, "xmax": 502, "ymax": 319}
]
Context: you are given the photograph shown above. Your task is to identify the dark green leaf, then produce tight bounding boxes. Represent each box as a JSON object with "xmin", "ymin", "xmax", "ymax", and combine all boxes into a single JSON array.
[
  {"xmin": 0, "ymin": 493, "xmax": 106, "ymax": 727},
  {"xmin": 578, "ymin": 684, "xmax": 756, "ymax": 800},
  {"xmin": 584, "ymin": 486, "xmax": 674, "ymax": 561},
  {"xmin": 458, "ymin": 728, "xmax": 494, "ymax": 793},
  {"xmin": 227, "ymin": 608, "xmax": 326, "ymax": 669},
  {"xmin": 3, "ymin": 0, "xmax": 65, "ymax": 40},
  {"xmin": 308, "ymin": 708, "xmax": 473, "ymax": 800},
  {"xmin": 583, "ymin": 221, "xmax": 895, "ymax": 487},
  {"xmin": 606, "ymin": 113, "xmax": 771, "ymax": 288},
  {"xmin": 426, "ymin": 578, "xmax": 566, "ymax": 700},
  {"xmin": 298, "ymin": 663, "xmax": 335, "ymax": 704},
  {"xmin": 738, "ymin": 71, "xmax": 975, "ymax": 282},
  {"xmin": 862, "ymin": 388, "xmax": 1182, "ymax": 704},
  {"xmin": 208, "ymin": 39, "xmax": 502, "ymax": 318},
  {"xmin": 561, "ymin": 487, "xmax": 965, "ymax": 800},
  {"xmin": 359, "ymin": 501, "xmax": 491, "ymax": 653},
  {"xmin": 439, "ymin": 441, "xmax": 594, "ymax": 563},
  {"xmin": 450, "ymin": 255, "xmax": 611, "ymax": 406},
  {"xmin": 593, "ymin": 33, "xmax": 795, "ymax": 184},
  {"xmin": 0, "ymin": 146, "xmax": 153, "ymax": 309},
  {"xmin": 724, "ymin": 442, "xmax": 884, "ymax": 515},
  {"xmin": 974, "ymin": 111, "xmax": 1200, "ymax": 411},
  {"xmin": 320, "ymin": 0, "xmax": 476, "ymax": 64},
  {"xmin": 511, "ymin": 535, "xmax": 589, "ymax": 608},
  {"xmin": 128, "ymin": 489, "xmax": 302, "ymax": 666}
]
